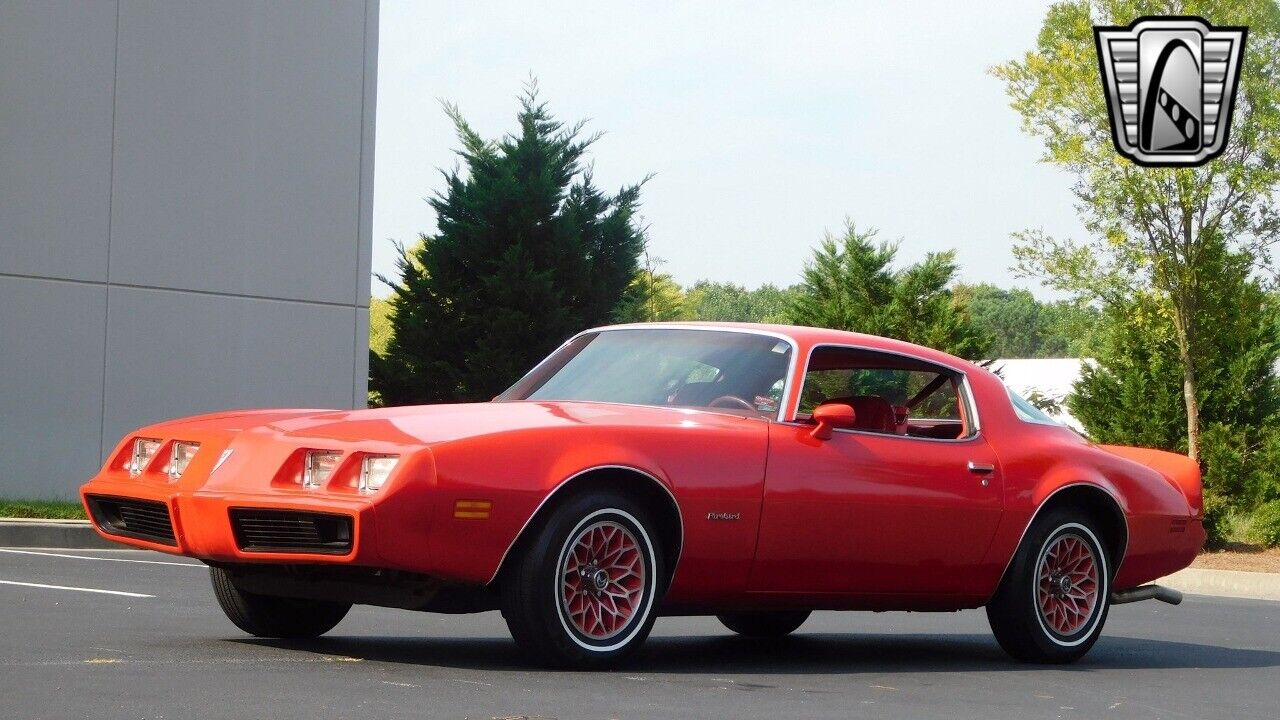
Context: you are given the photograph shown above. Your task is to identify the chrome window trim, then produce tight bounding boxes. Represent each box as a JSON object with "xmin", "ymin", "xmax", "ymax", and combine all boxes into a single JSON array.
[
  {"xmin": 780, "ymin": 342, "xmax": 982, "ymax": 442},
  {"xmin": 485, "ymin": 463, "xmax": 684, "ymax": 585},
  {"xmin": 511, "ymin": 324, "xmax": 802, "ymax": 423}
]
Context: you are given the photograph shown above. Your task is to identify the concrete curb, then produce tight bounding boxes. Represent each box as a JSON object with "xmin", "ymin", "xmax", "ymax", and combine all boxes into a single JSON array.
[
  {"xmin": 0, "ymin": 518, "xmax": 115, "ymax": 549},
  {"xmin": 1159, "ymin": 567, "xmax": 1280, "ymax": 602}
]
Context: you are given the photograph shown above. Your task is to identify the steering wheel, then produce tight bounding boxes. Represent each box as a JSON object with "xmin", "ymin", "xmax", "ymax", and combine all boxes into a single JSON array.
[{"xmin": 709, "ymin": 395, "xmax": 757, "ymax": 412}]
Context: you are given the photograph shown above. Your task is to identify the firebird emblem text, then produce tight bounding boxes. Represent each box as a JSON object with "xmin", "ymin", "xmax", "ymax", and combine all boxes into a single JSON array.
[
  {"xmin": 706, "ymin": 512, "xmax": 741, "ymax": 521},
  {"xmin": 1094, "ymin": 16, "xmax": 1246, "ymax": 166}
]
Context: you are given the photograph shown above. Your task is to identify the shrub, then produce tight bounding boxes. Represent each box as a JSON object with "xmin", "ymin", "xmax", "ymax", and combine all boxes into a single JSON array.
[
  {"xmin": 1201, "ymin": 491, "xmax": 1233, "ymax": 550},
  {"xmin": 1252, "ymin": 501, "xmax": 1280, "ymax": 548},
  {"xmin": 1200, "ymin": 423, "xmax": 1252, "ymax": 511},
  {"xmin": 1250, "ymin": 428, "xmax": 1280, "ymax": 505}
]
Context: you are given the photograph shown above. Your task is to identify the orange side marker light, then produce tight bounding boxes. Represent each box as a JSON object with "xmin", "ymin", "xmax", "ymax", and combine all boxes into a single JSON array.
[{"xmin": 454, "ymin": 500, "xmax": 492, "ymax": 519}]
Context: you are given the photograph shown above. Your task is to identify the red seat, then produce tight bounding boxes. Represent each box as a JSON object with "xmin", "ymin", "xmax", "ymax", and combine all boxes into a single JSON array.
[{"xmin": 826, "ymin": 395, "xmax": 896, "ymax": 433}]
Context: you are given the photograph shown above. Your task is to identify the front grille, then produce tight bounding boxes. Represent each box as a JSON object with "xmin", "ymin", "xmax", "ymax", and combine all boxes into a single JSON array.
[
  {"xmin": 86, "ymin": 496, "xmax": 177, "ymax": 546},
  {"xmin": 229, "ymin": 509, "xmax": 353, "ymax": 555}
]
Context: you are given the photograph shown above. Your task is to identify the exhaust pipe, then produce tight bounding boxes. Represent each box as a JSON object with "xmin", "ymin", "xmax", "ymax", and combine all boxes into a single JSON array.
[{"xmin": 1111, "ymin": 584, "xmax": 1183, "ymax": 606}]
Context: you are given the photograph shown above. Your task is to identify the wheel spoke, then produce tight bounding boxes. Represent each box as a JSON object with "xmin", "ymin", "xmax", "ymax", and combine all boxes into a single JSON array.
[
  {"xmin": 1035, "ymin": 531, "xmax": 1101, "ymax": 637},
  {"xmin": 559, "ymin": 518, "xmax": 648, "ymax": 641}
]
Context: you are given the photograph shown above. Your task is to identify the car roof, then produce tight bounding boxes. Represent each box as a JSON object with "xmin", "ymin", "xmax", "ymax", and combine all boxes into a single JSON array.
[{"xmin": 585, "ymin": 321, "xmax": 987, "ymax": 376}]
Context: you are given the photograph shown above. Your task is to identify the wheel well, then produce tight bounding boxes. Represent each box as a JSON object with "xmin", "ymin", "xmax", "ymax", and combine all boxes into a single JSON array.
[
  {"xmin": 494, "ymin": 466, "xmax": 684, "ymax": 588},
  {"xmin": 1037, "ymin": 484, "xmax": 1129, "ymax": 571}
]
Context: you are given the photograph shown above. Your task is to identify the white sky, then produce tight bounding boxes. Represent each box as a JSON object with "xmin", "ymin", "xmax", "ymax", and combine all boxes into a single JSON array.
[{"xmin": 372, "ymin": 1, "xmax": 1087, "ymax": 299}]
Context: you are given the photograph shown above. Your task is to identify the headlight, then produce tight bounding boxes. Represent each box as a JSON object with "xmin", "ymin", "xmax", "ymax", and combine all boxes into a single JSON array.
[
  {"xmin": 127, "ymin": 438, "xmax": 162, "ymax": 477},
  {"xmin": 303, "ymin": 451, "xmax": 342, "ymax": 489},
  {"xmin": 360, "ymin": 455, "xmax": 399, "ymax": 492},
  {"xmin": 166, "ymin": 441, "xmax": 200, "ymax": 480}
]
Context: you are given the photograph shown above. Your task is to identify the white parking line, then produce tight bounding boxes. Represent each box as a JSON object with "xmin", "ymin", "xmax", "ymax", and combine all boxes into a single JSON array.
[
  {"xmin": 0, "ymin": 580, "xmax": 154, "ymax": 598},
  {"xmin": 0, "ymin": 548, "xmax": 202, "ymax": 568}
]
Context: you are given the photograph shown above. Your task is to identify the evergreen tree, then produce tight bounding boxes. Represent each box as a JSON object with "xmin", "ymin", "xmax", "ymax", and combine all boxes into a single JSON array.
[
  {"xmin": 613, "ymin": 269, "xmax": 686, "ymax": 322},
  {"xmin": 1070, "ymin": 244, "xmax": 1280, "ymax": 451},
  {"xmin": 372, "ymin": 87, "xmax": 646, "ymax": 404},
  {"xmin": 787, "ymin": 222, "xmax": 992, "ymax": 359},
  {"xmin": 684, "ymin": 281, "xmax": 796, "ymax": 324},
  {"xmin": 995, "ymin": 0, "xmax": 1280, "ymax": 459},
  {"xmin": 1069, "ymin": 243, "xmax": 1280, "ymax": 543},
  {"xmin": 1068, "ymin": 293, "xmax": 1190, "ymax": 450},
  {"xmin": 956, "ymin": 283, "xmax": 1098, "ymax": 358}
]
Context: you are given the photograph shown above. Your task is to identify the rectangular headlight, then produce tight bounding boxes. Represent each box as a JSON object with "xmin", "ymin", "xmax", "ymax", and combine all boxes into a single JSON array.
[
  {"xmin": 166, "ymin": 441, "xmax": 200, "ymax": 480},
  {"xmin": 127, "ymin": 438, "xmax": 162, "ymax": 477},
  {"xmin": 303, "ymin": 451, "xmax": 342, "ymax": 489},
  {"xmin": 360, "ymin": 455, "xmax": 398, "ymax": 492}
]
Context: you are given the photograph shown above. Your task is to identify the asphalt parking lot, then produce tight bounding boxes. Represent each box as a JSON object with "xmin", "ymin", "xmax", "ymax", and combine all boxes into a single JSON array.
[{"xmin": 1, "ymin": 547, "xmax": 1278, "ymax": 720}]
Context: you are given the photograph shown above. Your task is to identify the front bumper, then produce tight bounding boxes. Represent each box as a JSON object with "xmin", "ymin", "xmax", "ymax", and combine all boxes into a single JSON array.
[{"xmin": 81, "ymin": 478, "xmax": 383, "ymax": 567}]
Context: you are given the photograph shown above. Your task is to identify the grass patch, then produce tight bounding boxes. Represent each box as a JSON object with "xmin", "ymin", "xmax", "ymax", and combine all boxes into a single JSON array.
[
  {"xmin": 0, "ymin": 499, "xmax": 87, "ymax": 520},
  {"xmin": 1225, "ymin": 510, "xmax": 1258, "ymax": 546},
  {"xmin": 1209, "ymin": 507, "xmax": 1280, "ymax": 553}
]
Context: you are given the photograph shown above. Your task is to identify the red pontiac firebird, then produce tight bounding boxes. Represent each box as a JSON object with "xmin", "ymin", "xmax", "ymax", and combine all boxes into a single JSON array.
[{"xmin": 81, "ymin": 323, "xmax": 1203, "ymax": 667}]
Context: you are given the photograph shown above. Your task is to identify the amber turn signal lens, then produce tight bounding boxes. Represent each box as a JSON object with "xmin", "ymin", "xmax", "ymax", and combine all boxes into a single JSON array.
[{"xmin": 453, "ymin": 499, "xmax": 491, "ymax": 519}]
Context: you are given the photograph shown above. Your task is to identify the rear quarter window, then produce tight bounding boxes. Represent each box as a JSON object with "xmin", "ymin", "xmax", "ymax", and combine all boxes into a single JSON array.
[{"xmin": 1007, "ymin": 387, "xmax": 1060, "ymax": 426}]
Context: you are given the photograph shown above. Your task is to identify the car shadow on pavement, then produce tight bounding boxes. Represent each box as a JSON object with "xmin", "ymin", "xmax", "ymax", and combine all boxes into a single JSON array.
[{"xmin": 234, "ymin": 632, "xmax": 1280, "ymax": 674}]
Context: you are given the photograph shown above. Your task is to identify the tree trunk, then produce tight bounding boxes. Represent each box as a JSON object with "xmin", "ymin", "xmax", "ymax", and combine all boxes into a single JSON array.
[{"xmin": 1178, "ymin": 343, "xmax": 1201, "ymax": 461}]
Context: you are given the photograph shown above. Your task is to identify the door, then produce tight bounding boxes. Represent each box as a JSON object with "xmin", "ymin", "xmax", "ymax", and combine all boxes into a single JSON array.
[{"xmin": 748, "ymin": 346, "xmax": 1004, "ymax": 596}]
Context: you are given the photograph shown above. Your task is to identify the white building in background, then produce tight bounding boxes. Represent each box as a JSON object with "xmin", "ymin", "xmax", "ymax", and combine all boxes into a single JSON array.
[
  {"xmin": 0, "ymin": 2, "xmax": 379, "ymax": 500},
  {"xmin": 995, "ymin": 358, "xmax": 1090, "ymax": 431}
]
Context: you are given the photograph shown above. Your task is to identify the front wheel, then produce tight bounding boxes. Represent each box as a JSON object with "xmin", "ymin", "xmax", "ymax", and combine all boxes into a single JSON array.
[
  {"xmin": 210, "ymin": 567, "xmax": 350, "ymax": 639},
  {"xmin": 500, "ymin": 491, "xmax": 664, "ymax": 668},
  {"xmin": 986, "ymin": 509, "xmax": 1111, "ymax": 663}
]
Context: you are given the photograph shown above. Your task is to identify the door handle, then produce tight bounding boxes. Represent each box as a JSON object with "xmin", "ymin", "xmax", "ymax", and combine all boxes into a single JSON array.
[{"xmin": 967, "ymin": 461, "xmax": 995, "ymax": 474}]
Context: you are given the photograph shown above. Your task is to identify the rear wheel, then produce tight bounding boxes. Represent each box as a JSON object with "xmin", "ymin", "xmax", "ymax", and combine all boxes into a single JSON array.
[
  {"xmin": 500, "ymin": 491, "xmax": 663, "ymax": 668},
  {"xmin": 210, "ymin": 567, "xmax": 350, "ymax": 639},
  {"xmin": 986, "ymin": 509, "xmax": 1111, "ymax": 663},
  {"xmin": 717, "ymin": 610, "xmax": 810, "ymax": 638}
]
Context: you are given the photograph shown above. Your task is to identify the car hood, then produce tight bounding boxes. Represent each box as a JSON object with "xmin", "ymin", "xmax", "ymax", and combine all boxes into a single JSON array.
[{"xmin": 151, "ymin": 401, "xmax": 761, "ymax": 448}]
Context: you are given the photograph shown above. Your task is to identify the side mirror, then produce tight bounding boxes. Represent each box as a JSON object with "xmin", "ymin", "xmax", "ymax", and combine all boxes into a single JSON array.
[{"xmin": 811, "ymin": 402, "xmax": 857, "ymax": 440}]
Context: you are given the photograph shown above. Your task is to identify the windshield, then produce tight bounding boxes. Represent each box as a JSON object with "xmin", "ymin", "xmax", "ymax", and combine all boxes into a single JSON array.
[{"xmin": 498, "ymin": 328, "xmax": 794, "ymax": 417}]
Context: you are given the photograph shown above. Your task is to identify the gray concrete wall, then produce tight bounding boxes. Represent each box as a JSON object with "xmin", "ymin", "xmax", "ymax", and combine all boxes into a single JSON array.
[{"xmin": 0, "ymin": 0, "xmax": 378, "ymax": 500}]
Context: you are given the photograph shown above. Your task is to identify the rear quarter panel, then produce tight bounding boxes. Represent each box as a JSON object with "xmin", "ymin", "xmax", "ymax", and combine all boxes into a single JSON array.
[{"xmin": 973, "ymin": 370, "xmax": 1201, "ymax": 593}]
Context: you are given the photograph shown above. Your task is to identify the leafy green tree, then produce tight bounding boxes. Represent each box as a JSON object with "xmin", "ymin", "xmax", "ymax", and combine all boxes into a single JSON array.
[
  {"xmin": 994, "ymin": 0, "xmax": 1280, "ymax": 459},
  {"xmin": 1068, "ymin": 245, "xmax": 1280, "ymax": 544},
  {"xmin": 1071, "ymin": 247, "xmax": 1280, "ymax": 442},
  {"xmin": 787, "ymin": 222, "xmax": 992, "ymax": 359},
  {"xmin": 957, "ymin": 283, "xmax": 1098, "ymax": 358},
  {"xmin": 684, "ymin": 281, "xmax": 796, "ymax": 323},
  {"xmin": 368, "ymin": 297, "xmax": 393, "ymax": 356},
  {"xmin": 1069, "ymin": 293, "xmax": 1192, "ymax": 450},
  {"xmin": 614, "ymin": 269, "xmax": 686, "ymax": 322},
  {"xmin": 372, "ymin": 87, "xmax": 646, "ymax": 404}
]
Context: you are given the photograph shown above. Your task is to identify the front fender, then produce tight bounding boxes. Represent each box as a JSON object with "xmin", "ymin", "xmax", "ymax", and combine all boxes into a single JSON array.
[
  {"xmin": 397, "ymin": 416, "xmax": 767, "ymax": 590},
  {"xmin": 390, "ymin": 429, "xmax": 689, "ymax": 586}
]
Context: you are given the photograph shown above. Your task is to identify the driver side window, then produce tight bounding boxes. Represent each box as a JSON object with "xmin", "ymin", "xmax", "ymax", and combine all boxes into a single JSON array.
[{"xmin": 799, "ymin": 347, "xmax": 972, "ymax": 440}]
